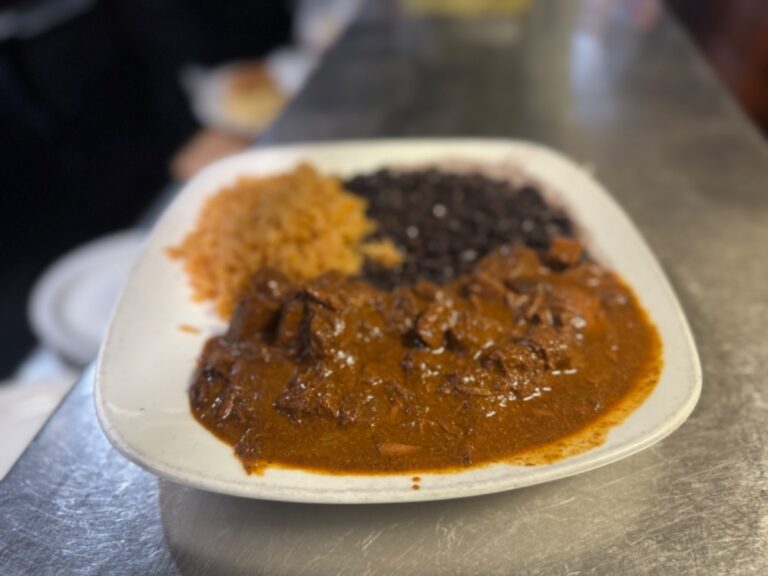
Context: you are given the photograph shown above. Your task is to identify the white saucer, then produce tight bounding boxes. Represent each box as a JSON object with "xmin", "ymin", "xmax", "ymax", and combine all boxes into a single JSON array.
[{"xmin": 29, "ymin": 231, "xmax": 145, "ymax": 366}]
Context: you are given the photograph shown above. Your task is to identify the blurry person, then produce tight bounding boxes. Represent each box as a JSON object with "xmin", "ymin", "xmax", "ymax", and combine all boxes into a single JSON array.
[{"xmin": 0, "ymin": 0, "xmax": 292, "ymax": 375}]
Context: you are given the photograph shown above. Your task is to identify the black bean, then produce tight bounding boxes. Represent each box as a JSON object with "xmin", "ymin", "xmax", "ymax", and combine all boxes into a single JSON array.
[{"xmin": 344, "ymin": 169, "xmax": 576, "ymax": 288}]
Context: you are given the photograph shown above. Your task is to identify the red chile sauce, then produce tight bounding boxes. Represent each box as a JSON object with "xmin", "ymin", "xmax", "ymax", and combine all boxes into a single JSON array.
[{"xmin": 189, "ymin": 238, "xmax": 662, "ymax": 474}]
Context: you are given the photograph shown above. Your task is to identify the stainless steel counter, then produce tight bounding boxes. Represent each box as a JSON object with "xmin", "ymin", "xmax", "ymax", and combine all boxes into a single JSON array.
[{"xmin": 3, "ymin": 1, "xmax": 768, "ymax": 574}]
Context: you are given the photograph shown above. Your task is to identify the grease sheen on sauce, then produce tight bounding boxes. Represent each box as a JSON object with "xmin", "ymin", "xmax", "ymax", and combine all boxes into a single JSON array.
[{"xmin": 190, "ymin": 241, "xmax": 662, "ymax": 474}]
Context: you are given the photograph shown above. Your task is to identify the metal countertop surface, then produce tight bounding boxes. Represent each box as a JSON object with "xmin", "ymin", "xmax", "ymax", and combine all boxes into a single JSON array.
[{"xmin": 3, "ymin": 1, "xmax": 768, "ymax": 574}]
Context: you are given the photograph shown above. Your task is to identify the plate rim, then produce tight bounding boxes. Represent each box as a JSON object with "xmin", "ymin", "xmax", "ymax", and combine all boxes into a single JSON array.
[{"xmin": 94, "ymin": 138, "xmax": 702, "ymax": 504}]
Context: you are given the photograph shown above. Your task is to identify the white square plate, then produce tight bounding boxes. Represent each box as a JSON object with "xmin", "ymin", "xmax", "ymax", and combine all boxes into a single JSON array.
[{"xmin": 95, "ymin": 139, "xmax": 701, "ymax": 504}]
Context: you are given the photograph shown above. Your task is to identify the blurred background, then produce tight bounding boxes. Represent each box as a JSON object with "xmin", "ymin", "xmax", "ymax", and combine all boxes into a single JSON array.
[
  {"xmin": 0, "ymin": 0, "xmax": 363, "ymax": 376},
  {"xmin": 1, "ymin": 0, "xmax": 767, "ymax": 475}
]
